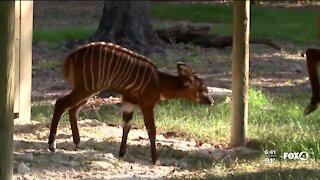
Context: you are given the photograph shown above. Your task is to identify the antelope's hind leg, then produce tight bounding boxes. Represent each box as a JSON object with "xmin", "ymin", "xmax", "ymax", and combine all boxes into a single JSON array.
[
  {"xmin": 48, "ymin": 90, "xmax": 94, "ymax": 151},
  {"xmin": 119, "ymin": 101, "xmax": 135, "ymax": 157},
  {"xmin": 69, "ymin": 100, "xmax": 88, "ymax": 149}
]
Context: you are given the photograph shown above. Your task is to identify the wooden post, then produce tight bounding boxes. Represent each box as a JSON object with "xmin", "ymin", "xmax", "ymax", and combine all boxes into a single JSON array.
[
  {"xmin": 14, "ymin": 1, "xmax": 33, "ymax": 124},
  {"xmin": 0, "ymin": 2, "xmax": 15, "ymax": 179},
  {"xmin": 230, "ymin": 1, "xmax": 250, "ymax": 147}
]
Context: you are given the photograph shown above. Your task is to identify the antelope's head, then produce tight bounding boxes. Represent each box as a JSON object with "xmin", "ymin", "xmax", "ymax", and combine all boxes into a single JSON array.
[{"xmin": 177, "ymin": 62, "xmax": 214, "ymax": 105}]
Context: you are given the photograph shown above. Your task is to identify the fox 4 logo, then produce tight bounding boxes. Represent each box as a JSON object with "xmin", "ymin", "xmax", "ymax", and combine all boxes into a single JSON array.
[{"xmin": 281, "ymin": 151, "xmax": 315, "ymax": 161}]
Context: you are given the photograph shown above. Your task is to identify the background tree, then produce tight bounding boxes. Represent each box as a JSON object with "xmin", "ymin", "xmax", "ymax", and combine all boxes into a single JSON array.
[{"xmin": 90, "ymin": 1, "xmax": 163, "ymax": 55}]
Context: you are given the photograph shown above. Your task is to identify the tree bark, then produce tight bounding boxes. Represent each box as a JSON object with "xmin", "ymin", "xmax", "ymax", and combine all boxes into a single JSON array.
[
  {"xmin": 0, "ymin": 1, "xmax": 15, "ymax": 179},
  {"xmin": 156, "ymin": 22, "xmax": 282, "ymax": 51},
  {"xmin": 90, "ymin": 1, "xmax": 163, "ymax": 55},
  {"xmin": 230, "ymin": 1, "xmax": 250, "ymax": 147}
]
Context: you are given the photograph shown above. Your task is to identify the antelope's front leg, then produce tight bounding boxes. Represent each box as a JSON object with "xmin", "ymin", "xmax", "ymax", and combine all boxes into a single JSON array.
[
  {"xmin": 140, "ymin": 105, "xmax": 159, "ymax": 165},
  {"xmin": 119, "ymin": 101, "xmax": 134, "ymax": 157}
]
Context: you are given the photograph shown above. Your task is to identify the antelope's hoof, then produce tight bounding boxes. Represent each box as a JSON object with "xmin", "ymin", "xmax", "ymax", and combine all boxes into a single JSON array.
[
  {"xmin": 48, "ymin": 147, "xmax": 56, "ymax": 152},
  {"xmin": 119, "ymin": 150, "xmax": 126, "ymax": 158},
  {"xmin": 48, "ymin": 142, "xmax": 56, "ymax": 152},
  {"xmin": 153, "ymin": 160, "xmax": 161, "ymax": 166},
  {"xmin": 304, "ymin": 104, "xmax": 317, "ymax": 115},
  {"xmin": 75, "ymin": 142, "xmax": 82, "ymax": 150}
]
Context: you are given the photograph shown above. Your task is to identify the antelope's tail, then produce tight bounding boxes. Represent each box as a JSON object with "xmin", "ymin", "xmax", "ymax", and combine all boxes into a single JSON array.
[{"xmin": 63, "ymin": 53, "xmax": 74, "ymax": 87}]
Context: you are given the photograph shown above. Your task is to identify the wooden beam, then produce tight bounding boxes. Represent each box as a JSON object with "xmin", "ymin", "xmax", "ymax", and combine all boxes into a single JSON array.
[
  {"xmin": 230, "ymin": 1, "xmax": 250, "ymax": 147},
  {"xmin": 0, "ymin": 1, "xmax": 15, "ymax": 179},
  {"xmin": 14, "ymin": 1, "xmax": 33, "ymax": 124}
]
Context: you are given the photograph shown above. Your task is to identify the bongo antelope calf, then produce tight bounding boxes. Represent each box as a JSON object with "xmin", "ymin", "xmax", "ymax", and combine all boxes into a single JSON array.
[{"xmin": 48, "ymin": 42, "xmax": 213, "ymax": 164}]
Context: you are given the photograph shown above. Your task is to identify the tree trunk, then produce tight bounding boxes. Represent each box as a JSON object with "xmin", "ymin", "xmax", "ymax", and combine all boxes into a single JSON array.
[
  {"xmin": 156, "ymin": 22, "xmax": 282, "ymax": 51},
  {"xmin": 91, "ymin": 1, "xmax": 163, "ymax": 55},
  {"xmin": 230, "ymin": 1, "xmax": 250, "ymax": 147},
  {"xmin": 0, "ymin": 1, "xmax": 15, "ymax": 179}
]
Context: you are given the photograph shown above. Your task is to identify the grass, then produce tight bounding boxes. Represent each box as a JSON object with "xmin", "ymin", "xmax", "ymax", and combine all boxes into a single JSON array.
[
  {"xmin": 33, "ymin": 3, "xmax": 319, "ymax": 45},
  {"xmin": 36, "ymin": 59, "xmax": 63, "ymax": 69},
  {"xmin": 150, "ymin": 3, "xmax": 319, "ymax": 44},
  {"xmin": 203, "ymin": 160, "xmax": 320, "ymax": 179},
  {"xmin": 33, "ymin": 26, "xmax": 96, "ymax": 44},
  {"xmin": 30, "ymin": 2, "xmax": 320, "ymax": 178},
  {"xmin": 31, "ymin": 87, "xmax": 320, "ymax": 178},
  {"xmin": 32, "ymin": 88, "xmax": 320, "ymax": 158}
]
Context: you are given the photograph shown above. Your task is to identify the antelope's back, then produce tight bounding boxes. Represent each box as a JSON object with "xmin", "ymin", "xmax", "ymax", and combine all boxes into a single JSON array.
[{"xmin": 63, "ymin": 42, "xmax": 159, "ymax": 96}]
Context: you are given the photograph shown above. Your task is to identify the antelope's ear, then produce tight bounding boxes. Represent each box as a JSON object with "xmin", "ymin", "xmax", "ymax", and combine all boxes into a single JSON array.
[{"xmin": 177, "ymin": 62, "xmax": 194, "ymax": 86}]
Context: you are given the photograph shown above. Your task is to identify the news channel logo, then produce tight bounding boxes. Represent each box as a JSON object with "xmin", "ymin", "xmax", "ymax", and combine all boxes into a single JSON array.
[
  {"xmin": 281, "ymin": 151, "xmax": 311, "ymax": 161},
  {"xmin": 264, "ymin": 149, "xmax": 317, "ymax": 163}
]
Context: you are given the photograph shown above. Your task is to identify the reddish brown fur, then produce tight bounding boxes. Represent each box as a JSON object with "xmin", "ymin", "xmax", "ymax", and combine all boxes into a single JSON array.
[
  {"xmin": 63, "ymin": 54, "xmax": 73, "ymax": 82},
  {"xmin": 48, "ymin": 42, "xmax": 213, "ymax": 164},
  {"xmin": 304, "ymin": 48, "xmax": 320, "ymax": 115}
]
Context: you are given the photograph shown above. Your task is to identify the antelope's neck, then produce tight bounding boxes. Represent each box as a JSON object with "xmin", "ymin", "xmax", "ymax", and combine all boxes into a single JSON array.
[{"xmin": 157, "ymin": 71, "xmax": 185, "ymax": 100}]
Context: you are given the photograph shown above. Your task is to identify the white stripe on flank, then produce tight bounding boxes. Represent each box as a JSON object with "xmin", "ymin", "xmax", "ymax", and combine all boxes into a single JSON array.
[
  {"xmin": 108, "ymin": 52, "xmax": 122, "ymax": 87},
  {"xmin": 125, "ymin": 60, "xmax": 142, "ymax": 90},
  {"xmin": 112, "ymin": 54, "xmax": 130, "ymax": 88},
  {"xmin": 116, "ymin": 57, "xmax": 135, "ymax": 89},
  {"xmin": 82, "ymin": 47, "xmax": 90, "ymax": 91},
  {"xmin": 103, "ymin": 48, "xmax": 115, "ymax": 88},
  {"xmin": 140, "ymin": 67, "xmax": 155, "ymax": 92},
  {"xmin": 97, "ymin": 45, "xmax": 103, "ymax": 89},
  {"xmin": 119, "ymin": 57, "xmax": 137, "ymax": 87},
  {"xmin": 112, "ymin": 55, "xmax": 131, "ymax": 88},
  {"xmin": 90, "ymin": 46, "xmax": 95, "ymax": 90},
  {"xmin": 110, "ymin": 53, "xmax": 124, "ymax": 87},
  {"xmin": 132, "ymin": 64, "xmax": 148, "ymax": 91},
  {"xmin": 100, "ymin": 47, "xmax": 108, "ymax": 88}
]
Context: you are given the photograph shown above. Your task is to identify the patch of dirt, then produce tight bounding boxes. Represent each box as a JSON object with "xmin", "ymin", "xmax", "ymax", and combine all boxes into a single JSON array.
[
  {"xmin": 14, "ymin": 1, "xmax": 319, "ymax": 179},
  {"xmin": 14, "ymin": 119, "xmax": 256, "ymax": 179}
]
